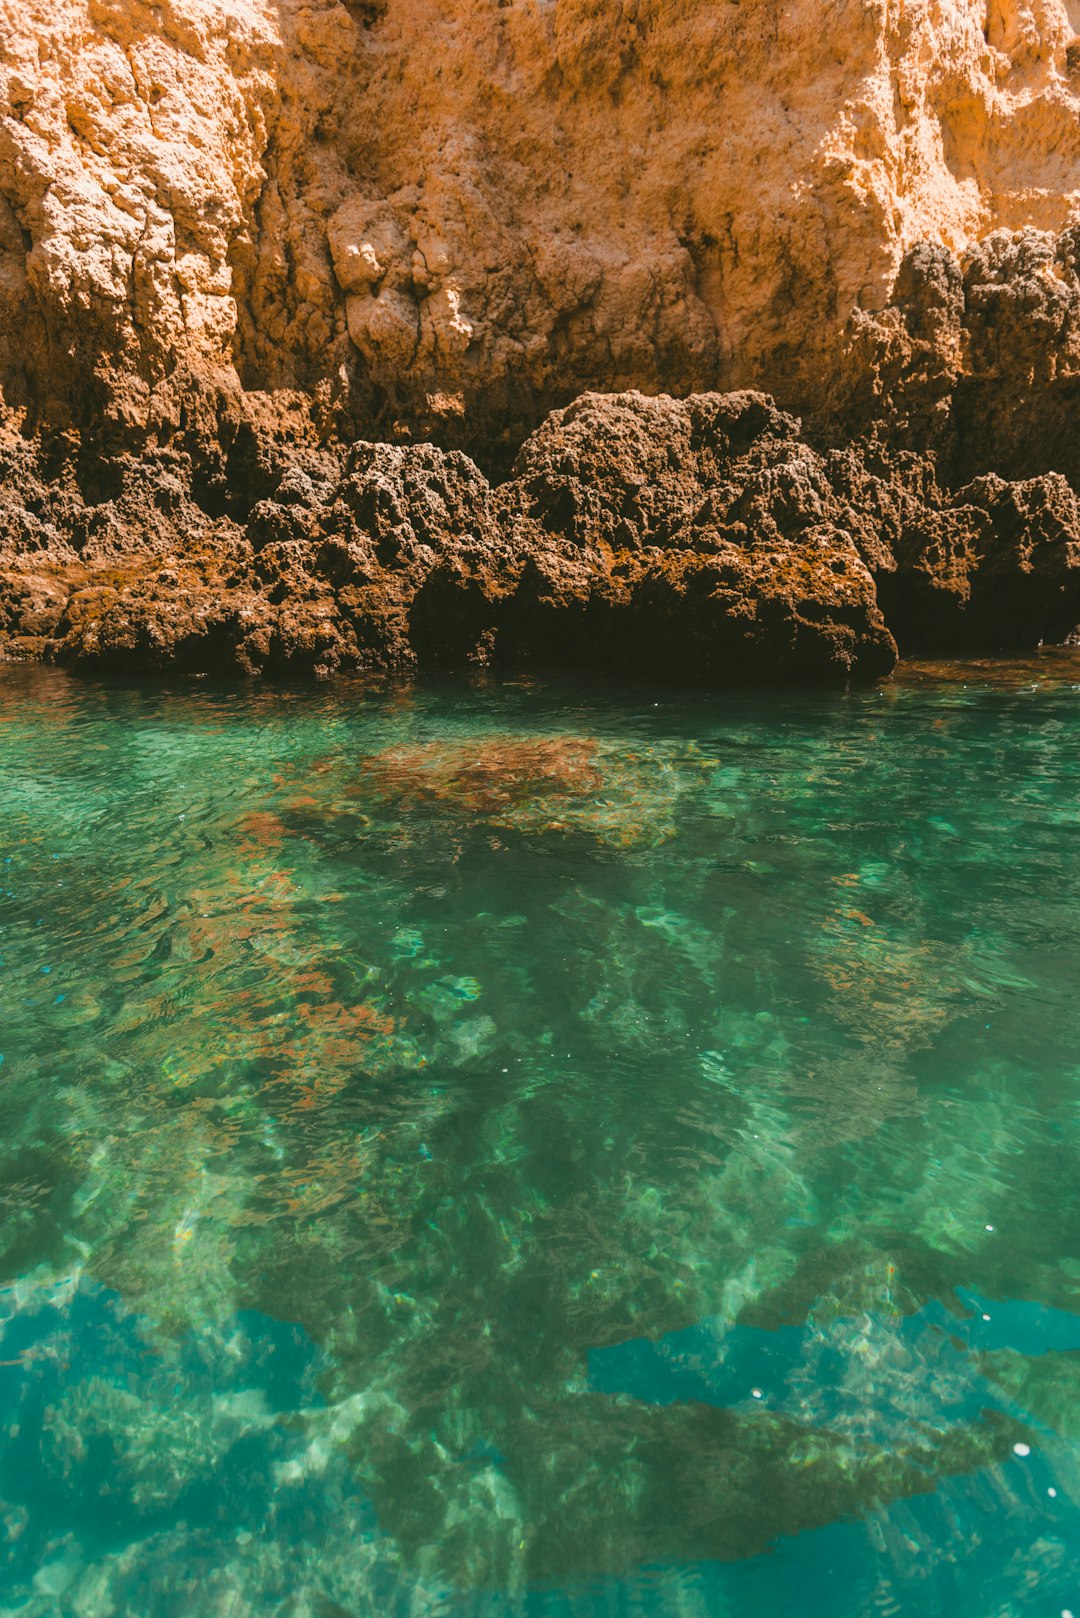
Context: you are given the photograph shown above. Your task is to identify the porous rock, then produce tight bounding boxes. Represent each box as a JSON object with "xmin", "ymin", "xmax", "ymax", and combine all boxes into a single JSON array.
[
  {"xmin": 4, "ymin": 1, "xmax": 1080, "ymax": 674},
  {"xmin": 0, "ymin": 393, "xmax": 900, "ymax": 679},
  {"xmin": 3, "ymin": 0, "xmax": 1080, "ymax": 454}
]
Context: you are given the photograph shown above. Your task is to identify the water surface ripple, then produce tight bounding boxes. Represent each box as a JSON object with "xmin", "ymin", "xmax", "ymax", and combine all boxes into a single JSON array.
[{"xmin": 1, "ymin": 662, "xmax": 1080, "ymax": 1616}]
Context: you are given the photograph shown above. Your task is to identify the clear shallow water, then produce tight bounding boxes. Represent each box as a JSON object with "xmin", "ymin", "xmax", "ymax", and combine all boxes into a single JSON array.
[{"xmin": 1, "ymin": 661, "xmax": 1080, "ymax": 1616}]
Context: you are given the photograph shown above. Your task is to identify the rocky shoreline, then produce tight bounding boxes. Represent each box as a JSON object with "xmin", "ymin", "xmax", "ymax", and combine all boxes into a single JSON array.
[
  {"xmin": 5, "ymin": 0, "xmax": 1080, "ymax": 683},
  {"xmin": 2, "ymin": 364, "xmax": 1080, "ymax": 684},
  {"xmin": 5, "ymin": 201, "xmax": 1080, "ymax": 686}
]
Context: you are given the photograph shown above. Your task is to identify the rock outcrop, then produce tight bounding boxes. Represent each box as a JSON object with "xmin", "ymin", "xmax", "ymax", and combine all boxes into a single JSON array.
[
  {"xmin": 5, "ymin": 387, "xmax": 1080, "ymax": 680},
  {"xmin": 3, "ymin": 0, "xmax": 1080, "ymax": 452},
  {"xmin": 0, "ymin": 392, "xmax": 898, "ymax": 679},
  {"xmin": 3, "ymin": 0, "xmax": 1080, "ymax": 677}
]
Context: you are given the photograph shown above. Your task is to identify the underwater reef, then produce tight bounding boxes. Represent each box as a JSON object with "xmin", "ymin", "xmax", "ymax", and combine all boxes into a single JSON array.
[{"xmin": 3, "ymin": 667, "xmax": 1080, "ymax": 1611}]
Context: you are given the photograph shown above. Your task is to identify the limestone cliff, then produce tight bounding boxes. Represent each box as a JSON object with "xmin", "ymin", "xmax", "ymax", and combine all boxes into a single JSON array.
[
  {"xmin": 2, "ymin": 0, "xmax": 1080, "ymax": 677},
  {"xmin": 3, "ymin": 0, "xmax": 1080, "ymax": 449}
]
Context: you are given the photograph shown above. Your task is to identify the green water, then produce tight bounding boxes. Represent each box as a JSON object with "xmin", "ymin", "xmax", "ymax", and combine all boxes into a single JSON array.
[{"xmin": 2, "ymin": 661, "xmax": 1080, "ymax": 1617}]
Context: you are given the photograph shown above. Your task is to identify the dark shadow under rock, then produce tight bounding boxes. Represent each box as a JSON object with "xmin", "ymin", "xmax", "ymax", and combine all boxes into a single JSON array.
[{"xmin": 2, "ymin": 383, "xmax": 1080, "ymax": 681}]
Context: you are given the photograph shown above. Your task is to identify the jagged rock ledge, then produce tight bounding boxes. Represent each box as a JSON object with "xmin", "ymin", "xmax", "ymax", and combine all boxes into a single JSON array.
[
  {"xmin": 6, "ymin": 0, "xmax": 1080, "ymax": 685},
  {"xmin": 3, "ymin": 386, "xmax": 1080, "ymax": 684}
]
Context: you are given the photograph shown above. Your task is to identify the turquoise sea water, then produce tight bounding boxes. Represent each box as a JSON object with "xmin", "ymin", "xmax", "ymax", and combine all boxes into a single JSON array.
[{"xmin": 2, "ymin": 659, "xmax": 1080, "ymax": 1616}]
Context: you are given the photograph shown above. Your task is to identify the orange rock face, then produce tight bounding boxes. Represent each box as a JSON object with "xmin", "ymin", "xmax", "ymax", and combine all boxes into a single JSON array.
[
  {"xmin": 2, "ymin": 0, "xmax": 1080, "ymax": 446},
  {"xmin": 2, "ymin": 2, "xmax": 1080, "ymax": 675}
]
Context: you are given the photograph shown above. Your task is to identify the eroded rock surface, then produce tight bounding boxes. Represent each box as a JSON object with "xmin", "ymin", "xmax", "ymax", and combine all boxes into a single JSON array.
[
  {"xmin": 0, "ymin": 392, "xmax": 894, "ymax": 678},
  {"xmin": 2, "ymin": 0, "xmax": 1080, "ymax": 452},
  {"xmin": 4, "ymin": 388, "xmax": 1080, "ymax": 681},
  {"xmin": 3, "ymin": 1, "xmax": 1080, "ymax": 675}
]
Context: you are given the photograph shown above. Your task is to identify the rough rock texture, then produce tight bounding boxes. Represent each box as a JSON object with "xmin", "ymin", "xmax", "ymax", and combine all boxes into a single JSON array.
[
  {"xmin": 0, "ymin": 392, "xmax": 900, "ymax": 679},
  {"xmin": 5, "ymin": 387, "xmax": 1080, "ymax": 680},
  {"xmin": 3, "ymin": 0, "xmax": 1080, "ymax": 451},
  {"xmin": 3, "ymin": 0, "xmax": 1080, "ymax": 676},
  {"xmin": 840, "ymin": 228, "xmax": 1080, "ymax": 487}
]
